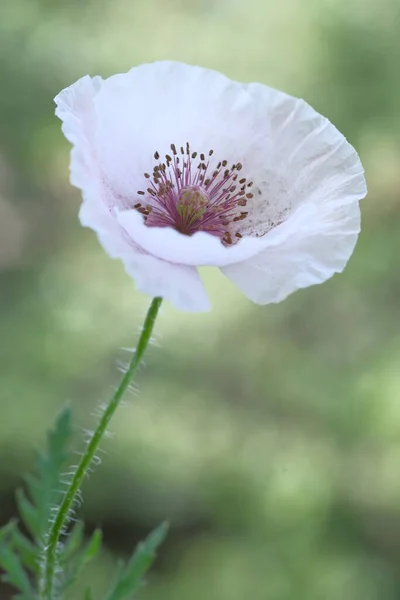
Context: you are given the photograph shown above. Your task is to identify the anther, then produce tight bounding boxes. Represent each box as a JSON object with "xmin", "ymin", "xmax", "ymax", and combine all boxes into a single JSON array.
[{"xmin": 141, "ymin": 144, "xmax": 253, "ymax": 244}]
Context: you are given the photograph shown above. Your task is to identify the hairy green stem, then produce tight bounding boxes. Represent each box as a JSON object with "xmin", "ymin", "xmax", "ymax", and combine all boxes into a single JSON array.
[{"xmin": 39, "ymin": 297, "xmax": 163, "ymax": 600}]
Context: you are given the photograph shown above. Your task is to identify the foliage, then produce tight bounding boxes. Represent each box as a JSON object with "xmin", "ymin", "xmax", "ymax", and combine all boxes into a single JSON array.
[{"xmin": 0, "ymin": 409, "xmax": 167, "ymax": 599}]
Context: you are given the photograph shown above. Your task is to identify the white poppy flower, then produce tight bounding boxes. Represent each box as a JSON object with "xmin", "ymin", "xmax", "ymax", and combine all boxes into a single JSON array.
[{"xmin": 55, "ymin": 61, "xmax": 367, "ymax": 312}]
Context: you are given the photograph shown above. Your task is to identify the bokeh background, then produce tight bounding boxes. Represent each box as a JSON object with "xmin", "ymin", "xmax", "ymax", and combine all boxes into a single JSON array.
[{"xmin": 1, "ymin": 0, "xmax": 400, "ymax": 598}]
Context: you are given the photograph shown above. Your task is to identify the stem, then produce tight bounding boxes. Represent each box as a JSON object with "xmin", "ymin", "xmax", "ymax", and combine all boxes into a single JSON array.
[{"xmin": 40, "ymin": 297, "xmax": 163, "ymax": 600}]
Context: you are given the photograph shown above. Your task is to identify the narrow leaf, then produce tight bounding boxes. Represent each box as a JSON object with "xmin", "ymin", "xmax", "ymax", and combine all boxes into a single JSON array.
[
  {"xmin": 105, "ymin": 522, "xmax": 169, "ymax": 600},
  {"xmin": 0, "ymin": 546, "xmax": 34, "ymax": 596},
  {"xmin": 0, "ymin": 520, "xmax": 16, "ymax": 544},
  {"xmin": 34, "ymin": 406, "xmax": 73, "ymax": 540},
  {"xmin": 16, "ymin": 489, "xmax": 39, "ymax": 539},
  {"xmin": 16, "ymin": 407, "xmax": 73, "ymax": 545},
  {"xmin": 10, "ymin": 528, "xmax": 38, "ymax": 574},
  {"xmin": 62, "ymin": 529, "xmax": 103, "ymax": 592},
  {"xmin": 81, "ymin": 529, "xmax": 103, "ymax": 562},
  {"xmin": 61, "ymin": 521, "xmax": 85, "ymax": 563}
]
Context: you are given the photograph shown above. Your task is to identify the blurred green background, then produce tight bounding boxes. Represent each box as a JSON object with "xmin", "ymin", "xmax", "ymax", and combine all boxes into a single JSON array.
[{"xmin": 1, "ymin": 0, "xmax": 400, "ymax": 598}]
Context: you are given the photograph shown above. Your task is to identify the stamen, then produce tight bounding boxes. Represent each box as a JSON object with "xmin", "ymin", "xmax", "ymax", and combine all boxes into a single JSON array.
[{"xmin": 135, "ymin": 143, "xmax": 258, "ymax": 244}]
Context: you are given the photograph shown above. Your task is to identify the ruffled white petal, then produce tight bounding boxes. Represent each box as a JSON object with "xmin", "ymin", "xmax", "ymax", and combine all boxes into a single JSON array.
[
  {"xmin": 93, "ymin": 61, "xmax": 271, "ymax": 199},
  {"xmin": 54, "ymin": 75, "xmax": 102, "ymax": 191},
  {"xmin": 240, "ymin": 82, "xmax": 367, "ymax": 237},
  {"xmin": 221, "ymin": 196, "xmax": 361, "ymax": 304},
  {"xmin": 220, "ymin": 81, "xmax": 366, "ymax": 303},
  {"xmin": 79, "ymin": 201, "xmax": 211, "ymax": 312},
  {"xmin": 116, "ymin": 208, "xmax": 273, "ymax": 267}
]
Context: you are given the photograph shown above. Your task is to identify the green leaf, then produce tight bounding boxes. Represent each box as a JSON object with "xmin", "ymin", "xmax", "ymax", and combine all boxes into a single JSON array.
[
  {"xmin": 61, "ymin": 520, "xmax": 85, "ymax": 562},
  {"xmin": 84, "ymin": 588, "xmax": 94, "ymax": 600},
  {"xmin": 0, "ymin": 520, "xmax": 17, "ymax": 545},
  {"xmin": 16, "ymin": 407, "xmax": 73, "ymax": 544},
  {"xmin": 10, "ymin": 528, "xmax": 38, "ymax": 574},
  {"xmin": 0, "ymin": 545, "xmax": 34, "ymax": 597},
  {"xmin": 34, "ymin": 406, "xmax": 73, "ymax": 541},
  {"xmin": 79, "ymin": 529, "xmax": 103, "ymax": 564},
  {"xmin": 1, "ymin": 407, "xmax": 74, "ymax": 595},
  {"xmin": 62, "ymin": 528, "xmax": 103, "ymax": 592},
  {"xmin": 15, "ymin": 489, "xmax": 39, "ymax": 540},
  {"xmin": 105, "ymin": 522, "xmax": 169, "ymax": 600}
]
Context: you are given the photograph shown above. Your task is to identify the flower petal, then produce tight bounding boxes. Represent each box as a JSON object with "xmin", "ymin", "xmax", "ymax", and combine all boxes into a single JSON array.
[
  {"xmin": 240, "ymin": 82, "xmax": 367, "ymax": 237},
  {"xmin": 220, "ymin": 81, "xmax": 367, "ymax": 303},
  {"xmin": 54, "ymin": 75, "xmax": 103, "ymax": 191},
  {"xmin": 80, "ymin": 201, "xmax": 211, "ymax": 312},
  {"xmin": 220, "ymin": 197, "xmax": 361, "ymax": 304},
  {"xmin": 93, "ymin": 61, "xmax": 271, "ymax": 199},
  {"xmin": 116, "ymin": 207, "xmax": 274, "ymax": 267}
]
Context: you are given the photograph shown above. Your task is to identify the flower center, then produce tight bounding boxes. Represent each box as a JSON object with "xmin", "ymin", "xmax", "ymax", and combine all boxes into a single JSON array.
[
  {"xmin": 175, "ymin": 185, "xmax": 209, "ymax": 234},
  {"xmin": 134, "ymin": 143, "xmax": 254, "ymax": 245}
]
